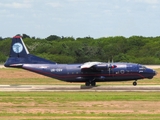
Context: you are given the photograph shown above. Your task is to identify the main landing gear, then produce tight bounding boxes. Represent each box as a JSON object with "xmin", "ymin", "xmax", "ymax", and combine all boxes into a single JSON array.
[
  {"xmin": 85, "ymin": 80, "xmax": 96, "ymax": 86},
  {"xmin": 85, "ymin": 80, "xmax": 138, "ymax": 86},
  {"xmin": 133, "ymin": 80, "xmax": 137, "ymax": 86}
]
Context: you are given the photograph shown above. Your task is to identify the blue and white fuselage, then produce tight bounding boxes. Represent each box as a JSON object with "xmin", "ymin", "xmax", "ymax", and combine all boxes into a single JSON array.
[{"xmin": 22, "ymin": 62, "xmax": 155, "ymax": 82}]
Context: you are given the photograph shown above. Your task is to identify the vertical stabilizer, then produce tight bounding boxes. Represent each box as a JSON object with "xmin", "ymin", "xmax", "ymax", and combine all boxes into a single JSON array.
[{"xmin": 10, "ymin": 36, "xmax": 29, "ymax": 57}]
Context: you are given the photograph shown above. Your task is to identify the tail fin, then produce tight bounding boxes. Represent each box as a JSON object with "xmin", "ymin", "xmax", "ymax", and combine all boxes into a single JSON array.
[
  {"xmin": 9, "ymin": 36, "xmax": 29, "ymax": 57},
  {"xmin": 4, "ymin": 36, "xmax": 56, "ymax": 67}
]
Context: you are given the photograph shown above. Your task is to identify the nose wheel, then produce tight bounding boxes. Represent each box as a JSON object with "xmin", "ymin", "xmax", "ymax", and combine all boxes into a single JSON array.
[{"xmin": 133, "ymin": 81, "xmax": 137, "ymax": 86}]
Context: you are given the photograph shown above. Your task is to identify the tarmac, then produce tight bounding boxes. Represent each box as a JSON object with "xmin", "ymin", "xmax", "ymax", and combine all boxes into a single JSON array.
[{"xmin": 0, "ymin": 85, "xmax": 160, "ymax": 92}]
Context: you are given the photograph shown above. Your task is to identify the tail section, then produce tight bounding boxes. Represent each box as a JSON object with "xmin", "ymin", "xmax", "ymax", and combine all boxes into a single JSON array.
[
  {"xmin": 9, "ymin": 36, "xmax": 29, "ymax": 58},
  {"xmin": 4, "ymin": 35, "xmax": 56, "ymax": 67}
]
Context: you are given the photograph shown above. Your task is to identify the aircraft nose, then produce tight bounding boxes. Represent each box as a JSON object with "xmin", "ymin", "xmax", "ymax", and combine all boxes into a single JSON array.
[
  {"xmin": 146, "ymin": 68, "xmax": 157, "ymax": 79},
  {"xmin": 150, "ymin": 69, "xmax": 157, "ymax": 76},
  {"xmin": 153, "ymin": 70, "xmax": 157, "ymax": 76}
]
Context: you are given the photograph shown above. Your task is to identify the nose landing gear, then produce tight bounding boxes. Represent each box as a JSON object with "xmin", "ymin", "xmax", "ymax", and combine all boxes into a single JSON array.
[{"xmin": 133, "ymin": 80, "xmax": 137, "ymax": 86}]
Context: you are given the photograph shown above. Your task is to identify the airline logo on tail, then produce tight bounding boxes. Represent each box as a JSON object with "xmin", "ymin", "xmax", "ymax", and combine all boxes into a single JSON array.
[{"xmin": 12, "ymin": 43, "xmax": 23, "ymax": 53}]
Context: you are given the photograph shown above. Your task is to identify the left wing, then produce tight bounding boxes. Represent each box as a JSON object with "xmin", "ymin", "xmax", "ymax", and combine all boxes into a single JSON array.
[{"xmin": 80, "ymin": 62, "xmax": 117, "ymax": 71}]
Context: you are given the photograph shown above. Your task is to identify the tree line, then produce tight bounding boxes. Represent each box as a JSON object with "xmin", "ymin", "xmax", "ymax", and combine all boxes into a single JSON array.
[{"xmin": 0, "ymin": 34, "xmax": 160, "ymax": 64}]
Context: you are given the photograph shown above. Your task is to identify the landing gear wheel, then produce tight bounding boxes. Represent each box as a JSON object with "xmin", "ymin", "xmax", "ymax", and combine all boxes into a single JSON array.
[
  {"xmin": 85, "ymin": 80, "xmax": 96, "ymax": 86},
  {"xmin": 133, "ymin": 81, "xmax": 137, "ymax": 86},
  {"xmin": 85, "ymin": 81, "xmax": 90, "ymax": 86},
  {"xmin": 91, "ymin": 81, "xmax": 96, "ymax": 86}
]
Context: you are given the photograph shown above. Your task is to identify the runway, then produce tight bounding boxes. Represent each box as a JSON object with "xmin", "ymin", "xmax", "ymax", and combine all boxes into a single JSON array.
[{"xmin": 0, "ymin": 85, "xmax": 160, "ymax": 91}]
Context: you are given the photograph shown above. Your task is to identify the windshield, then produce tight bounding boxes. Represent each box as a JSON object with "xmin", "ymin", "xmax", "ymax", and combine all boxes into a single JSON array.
[{"xmin": 139, "ymin": 65, "xmax": 146, "ymax": 70}]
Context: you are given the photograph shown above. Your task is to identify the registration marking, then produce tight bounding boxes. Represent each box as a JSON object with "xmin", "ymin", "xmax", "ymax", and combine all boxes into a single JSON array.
[{"xmin": 51, "ymin": 68, "xmax": 63, "ymax": 72}]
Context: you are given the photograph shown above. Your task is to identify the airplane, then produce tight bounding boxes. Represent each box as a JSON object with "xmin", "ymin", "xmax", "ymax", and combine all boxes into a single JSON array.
[{"xmin": 4, "ymin": 35, "xmax": 157, "ymax": 86}]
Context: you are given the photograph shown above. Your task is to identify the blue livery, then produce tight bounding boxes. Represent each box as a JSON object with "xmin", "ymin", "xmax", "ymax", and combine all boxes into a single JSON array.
[{"xmin": 4, "ymin": 36, "xmax": 157, "ymax": 86}]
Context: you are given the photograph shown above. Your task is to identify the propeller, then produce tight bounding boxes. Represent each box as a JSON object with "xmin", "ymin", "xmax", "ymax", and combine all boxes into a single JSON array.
[
  {"xmin": 112, "ymin": 57, "xmax": 114, "ymax": 76},
  {"xmin": 108, "ymin": 57, "xmax": 117, "ymax": 76},
  {"xmin": 108, "ymin": 59, "xmax": 111, "ymax": 75}
]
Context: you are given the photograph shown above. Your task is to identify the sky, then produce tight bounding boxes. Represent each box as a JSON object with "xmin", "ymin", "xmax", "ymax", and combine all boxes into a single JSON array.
[{"xmin": 0, "ymin": 0, "xmax": 160, "ymax": 38}]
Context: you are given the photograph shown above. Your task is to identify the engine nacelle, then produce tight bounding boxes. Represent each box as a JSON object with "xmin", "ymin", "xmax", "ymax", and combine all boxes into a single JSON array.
[{"xmin": 93, "ymin": 64, "xmax": 117, "ymax": 71}]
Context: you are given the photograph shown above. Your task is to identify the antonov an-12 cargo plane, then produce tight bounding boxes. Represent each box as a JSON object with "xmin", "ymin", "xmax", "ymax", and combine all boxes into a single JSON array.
[{"xmin": 4, "ymin": 36, "xmax": 156, "ymax": 86}]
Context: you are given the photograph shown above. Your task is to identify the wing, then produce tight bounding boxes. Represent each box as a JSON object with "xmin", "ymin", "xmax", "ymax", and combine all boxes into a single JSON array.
[{"xmin": 80, "ymin": 62, "xmax": 117, "ymax": 71}]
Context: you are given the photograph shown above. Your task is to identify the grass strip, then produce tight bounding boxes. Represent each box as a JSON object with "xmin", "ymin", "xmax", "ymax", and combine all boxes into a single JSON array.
[
  {"xmin": 0, "ymin": 91, "xmax": 160, "ymax": 101},
  {"xmin": 0, "ymin": 92, "xmax": 160, "ymax": 119}
]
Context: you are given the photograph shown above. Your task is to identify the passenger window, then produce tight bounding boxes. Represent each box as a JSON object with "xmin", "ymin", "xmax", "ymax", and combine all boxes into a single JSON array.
[
  {"xmin": 116, "ymin": 71, "xmax": 119, "ymax": 74},
  {"xmin": 120, "ymin": 70, "xmax": 125, "ymax": 74}
]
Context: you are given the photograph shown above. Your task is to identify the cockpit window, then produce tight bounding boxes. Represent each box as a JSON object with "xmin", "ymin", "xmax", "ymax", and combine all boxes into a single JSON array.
[{"xmin": 139, "ymin": 65, "xmax": 146, "ymax": 70}]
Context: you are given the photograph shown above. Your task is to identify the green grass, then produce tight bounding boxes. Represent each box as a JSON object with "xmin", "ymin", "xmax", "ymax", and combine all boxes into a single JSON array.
[
  {"xmin": 0, "ymin": 113, "xmax": 160, "ymax": 120},
  {"xmin": 0, "ymin": 92, "xmax": 160, "ymax": 119},
  {"xmin": 0, "ymin": 91, "xmax": 160, "ymax": 102}
]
